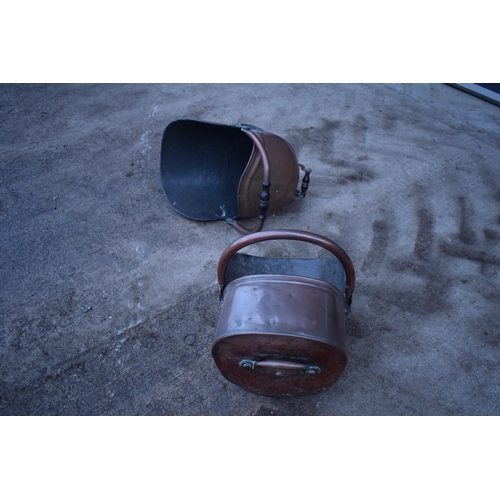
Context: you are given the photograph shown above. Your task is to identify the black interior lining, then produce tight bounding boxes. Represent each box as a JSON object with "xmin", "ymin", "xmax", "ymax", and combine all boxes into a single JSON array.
[
  {"xmin": 161, "ymin": 120, "xmax": 254, "ymax": 220},
  {"xmin": 226, "ymin": 253, "xmax": 347, "ymax": 294}
]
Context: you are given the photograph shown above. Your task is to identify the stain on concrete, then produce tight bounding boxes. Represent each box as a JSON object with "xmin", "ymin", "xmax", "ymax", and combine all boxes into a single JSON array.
[
  {"xmin": 382, "ymin": 112, "xmax": 399, "ymax": 131},
  {"xmin": 346, "ymin": 315, "xmax": 373, "ymax": 340},
  {"xmin": 387, "ymin": 258, "xmax": 451, "ymax": 315},
  {"xmin": 353, "ymin": 114, "xmax": 368, "ymax": 144},
  {"xmin": 285, "ymin": 118, "xmax": 341, "ymax": 161},
  {"xmin": 343, "ymin": 169, "xmax": 375, "ymax": 183}
]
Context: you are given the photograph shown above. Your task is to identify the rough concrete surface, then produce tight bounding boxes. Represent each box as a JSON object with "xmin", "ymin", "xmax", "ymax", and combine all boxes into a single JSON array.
[{"xmin": 1, "ymin": 83, "xmax": 499, "ymax": 415}]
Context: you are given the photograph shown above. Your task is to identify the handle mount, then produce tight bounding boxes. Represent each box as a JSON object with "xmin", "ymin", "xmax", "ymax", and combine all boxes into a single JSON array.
[
  {"xmin": 226, "ymin": 128, "xmax": 271, "ymax": 235},
  {"xmin": 295, "ymin": 164, "xmax": 311, "ymax": 198},
  {"xmin": 239, "ymin": 359, "xmax": 321, "ymax": 377}
]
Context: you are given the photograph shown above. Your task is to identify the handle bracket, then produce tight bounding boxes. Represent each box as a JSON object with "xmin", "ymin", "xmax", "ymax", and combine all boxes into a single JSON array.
[
  {"xmin": 226, "ymin": 180, "xmax": 271, "ymax": 235},
  {"xmin": 239, "ymin": 359, "xmax": 321, "ymax": 376},
  {"xmin": 295, "ymin": 164, "xmax": 311, "ymax": 198}
]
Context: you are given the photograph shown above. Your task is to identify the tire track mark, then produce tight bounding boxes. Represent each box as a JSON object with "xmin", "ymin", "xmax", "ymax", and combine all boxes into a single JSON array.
[
  {"xmin": 458, "ymin": 196, "xmax": 477, "ymax": 245},
  {"xmin": 414, "ymin": 208, "xmax": 434, "ymax": 260},
  {"xmin": 439, "ymin": 195, "xmax": 500, "ymax": 272},
  {"xmin": 440, "ymin": 242, "xmax": 500, "ymax": 266},
  {"xmin": 361, "ymin": 220, "xmax": 390, "ymax": 277}
]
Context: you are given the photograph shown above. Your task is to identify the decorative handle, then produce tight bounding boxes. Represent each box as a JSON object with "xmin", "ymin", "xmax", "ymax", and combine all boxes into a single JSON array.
[
  {"xmin": 295, "ymin": 164, "xmax": 311, "ymax": 198},
  {"xmin": 239, "ymin": 359, "xmax": 321, "ymax": 376},
  {"xmin": 218, "ymin": 229, "xmax": 356, "ymax": 307},
  {"xmin": 226, "ymin": 128, "xmax": 271, "ymax": 235}
]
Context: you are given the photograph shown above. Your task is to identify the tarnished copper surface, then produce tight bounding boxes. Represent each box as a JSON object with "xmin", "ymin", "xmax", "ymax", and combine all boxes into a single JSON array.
[
  {"xmin": 238, "ymin": 130, "xmax": 299, "ymax": 217},
  {"xmin": 212, "ymin": 230, "xmax": 355, "ymax": 397},
  {"xmin": 212, "ymin": 332, "xmax": 347, "ymax": 397},
  {"xmin": 227, "ymin": 128, "xmax": 300, "ymax": 235}
]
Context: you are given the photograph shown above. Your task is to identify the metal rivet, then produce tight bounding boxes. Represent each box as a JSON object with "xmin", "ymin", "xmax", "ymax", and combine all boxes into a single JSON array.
[
  {"xmin": 306, "ymin": 368, "xmax": 320, "ymax": 376},
  {"xmin": 276, "ymin": 371, "xmax": 283, "ymax": 377}
]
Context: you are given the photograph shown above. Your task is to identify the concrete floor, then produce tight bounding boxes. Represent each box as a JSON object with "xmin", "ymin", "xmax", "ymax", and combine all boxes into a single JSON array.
[{"xmin": 1, "ymin": 83, "xmax": 499, "ymax": 415}]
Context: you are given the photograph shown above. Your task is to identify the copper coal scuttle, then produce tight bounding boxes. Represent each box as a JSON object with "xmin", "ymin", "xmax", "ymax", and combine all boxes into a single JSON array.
[{"xmin": 161, "ymin": 119, "xmax": 355, "ymax": 397}]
